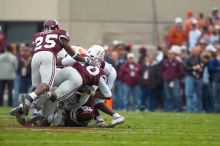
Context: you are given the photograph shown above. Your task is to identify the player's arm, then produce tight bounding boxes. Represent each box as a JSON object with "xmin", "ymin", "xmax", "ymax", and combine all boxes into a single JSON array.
[
  {"xmin": 96, "ymin": 76, "xmax": 112, "ymax": 99},
  {"xmin": 61, "ymin": 38, "xmax": 86, "ymax": 62},
  {"xmin": 105, "ymin": 64, "xmax": 117, "ymax": 89},
  {"xmin": 61, "ymin": 55, "xmax": 77, "ymax": 66},
  {"xmin": 61, "ymin": 38, "xmax": 96, "ymax": 66}
]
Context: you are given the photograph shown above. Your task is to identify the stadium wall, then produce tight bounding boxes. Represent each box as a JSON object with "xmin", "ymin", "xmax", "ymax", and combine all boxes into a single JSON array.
[{"xmin": 0, "ymin": 0, "xmax": 219, "ymax": 47}]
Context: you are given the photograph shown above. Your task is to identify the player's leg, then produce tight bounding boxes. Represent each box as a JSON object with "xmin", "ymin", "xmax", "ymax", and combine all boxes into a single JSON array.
[
  {"xmin": 30, "ymin": 96, "xmax": 48, "ymax": 118},
  {"xmin": 29, "ymin": 68, "xmax": 63, "ymax": 118},
  {"xmin": 22, "ymin": 52, "xmax": 56, "ymax": 115},
  {"xmin": 48, "ymin": 67, "xmax": 83, "ymax": 102},
  {"xmin": 93, "ymin": 97, "xmax": 125, "ymax": 127},
  {"xmin": 29, "ymin": 67, "xmax": 82, "ymax": 120}
]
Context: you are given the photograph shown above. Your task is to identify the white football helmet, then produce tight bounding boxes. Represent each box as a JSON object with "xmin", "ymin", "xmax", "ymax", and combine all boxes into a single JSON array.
[{"xmin": 87, "ymin": 45, "xmax": 105, "ymax": 61}]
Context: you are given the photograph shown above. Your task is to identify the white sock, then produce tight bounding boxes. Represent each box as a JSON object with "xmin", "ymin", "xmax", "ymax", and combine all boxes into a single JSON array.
[
  {"xmin": 96, "ymin": 116, "xmax": 104, "ymax": 121},
  {"xmin": 18, "ymin": 103, "xmax": 23, "ymax": 108},
  {"xmin": 29, "ymin": 92, "xmax": 38, "ymax": 100},
  {"xmin": 112, "ymin": 113, "xmax": 120, "ymax": 119}
]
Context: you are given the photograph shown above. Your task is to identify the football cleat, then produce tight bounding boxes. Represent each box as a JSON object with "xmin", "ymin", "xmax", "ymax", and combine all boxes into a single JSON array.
[
  {"xmin": 9, "ymin": 106, "xmax": 24, "ymax": 116},
  {"xmin": 15, "ymin": 114, "xmax": 26, "ymax": 126},
  {"xmin": 25, "ymin": 115, "xmax": 44, "ymax": 126},
  {"xmin": 109, "ymin": 116, "xmax": 125, "ymax": 128},
  {"xmin": 21, "ymin": 94, "xmax": 33, "ymax": 115},
  {"xmin": 93, "ymin": 119, "xmax": 107, "ymax": 127}
]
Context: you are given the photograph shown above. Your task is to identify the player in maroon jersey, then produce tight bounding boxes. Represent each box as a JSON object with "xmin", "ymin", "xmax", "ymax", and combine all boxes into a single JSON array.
[
  {"xmin": 10, "ymin": 19, "xmax": 95, "ymax": 116},
  {"xmin": 48, "ymin": 58, "xmax": 112, "ymax": 102}
]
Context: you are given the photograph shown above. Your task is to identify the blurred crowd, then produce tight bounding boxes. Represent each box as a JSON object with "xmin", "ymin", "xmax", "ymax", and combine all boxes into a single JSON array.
[
  {"xmin": 0, "ymin": 40, "xmax": 32, "ymax": 107},
  {"xmin": 105, "ymin": 8, "xmax": 220, "ymax": 113},
  {"xmin": 0, "ymin": 8, "xmax": 220, "ymax": 113}
]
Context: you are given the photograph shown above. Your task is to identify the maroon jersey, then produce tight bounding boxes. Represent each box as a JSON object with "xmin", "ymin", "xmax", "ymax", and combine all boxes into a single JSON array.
[
  {"xmin": 32, "ymin": 29, "xmax": 70, "ymax": 54},
  {"xmin": 73, "ymin": 62, "xmax": 106, "ymax": 86}
]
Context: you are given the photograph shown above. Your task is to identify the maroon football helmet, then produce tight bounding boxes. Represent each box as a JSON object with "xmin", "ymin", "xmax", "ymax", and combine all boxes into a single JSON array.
[
  {"xmin": 43, "ymin": 19, "xmax": 59, "ymax": 30},
  {"xmin": 69, "ymin": 106, "xmax": 94, "ymax": 126}
]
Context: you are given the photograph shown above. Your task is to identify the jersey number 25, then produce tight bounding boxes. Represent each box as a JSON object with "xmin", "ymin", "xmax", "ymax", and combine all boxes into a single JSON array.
[{"xmin": 35, "ymin": 34, "xmax": 58, "ymax": 50}]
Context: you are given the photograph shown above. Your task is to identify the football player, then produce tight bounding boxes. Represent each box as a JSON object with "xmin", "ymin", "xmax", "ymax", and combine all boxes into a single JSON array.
[
  {"xmin": 34, "ymin": 87, "xmax": 95, "ymax": 127},
  {"xmin": 11, "ymin": 19, "xmax": 95, "ymax": 116},
  {"xmin": 62, "ymin": 45, "xmax": 125, "ymax": 127},
  {"xmin": 25, "ymin": 52, "xmax": 112, "ymax": 125}
]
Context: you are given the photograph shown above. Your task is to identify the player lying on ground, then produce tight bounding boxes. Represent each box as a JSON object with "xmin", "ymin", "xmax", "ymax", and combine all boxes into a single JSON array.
[
  {"xmin": 26, "ymin": 87, "xmax": 102, "ymax": 127},
  {"xmin": 24, "ymin": 86, "xmax": 123, "ymax": 127}
]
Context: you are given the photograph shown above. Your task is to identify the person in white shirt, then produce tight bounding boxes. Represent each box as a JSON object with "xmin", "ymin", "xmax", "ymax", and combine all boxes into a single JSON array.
[
  {"xmin": 189, "ymin": 19, "xmax": 201, "ymax": 49},
  {"xmin": 0, "ymin": 46, "xmax": 18, "ymax": 106}
]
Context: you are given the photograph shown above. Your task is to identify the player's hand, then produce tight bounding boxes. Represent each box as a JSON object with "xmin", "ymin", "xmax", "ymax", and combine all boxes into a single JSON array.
[
  {"xmin": 49, "ymin": 96, "xmax": 57, "ymax": 102},
  {"xmin": 56, "ymin": 57, "xmax": 63, "ymax": 66},
  {"xmin": 84, "ymin": 57, "xmax": 97, "ymax": 66},
  {"xmin": 78, "ymin": 86, "xmax": 95, "ymax": 96}
]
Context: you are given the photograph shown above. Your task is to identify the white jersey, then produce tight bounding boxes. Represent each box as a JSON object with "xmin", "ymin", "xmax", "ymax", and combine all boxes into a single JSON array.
[{"xmin": 102, "ymin": 62, "xmax": 117, "ymax": 89}]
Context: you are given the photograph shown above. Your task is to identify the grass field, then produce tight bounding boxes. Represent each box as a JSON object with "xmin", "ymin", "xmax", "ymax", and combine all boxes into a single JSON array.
[{"xmin": 0, "ymin": 107, "xmax": 220, "ymax": 146}]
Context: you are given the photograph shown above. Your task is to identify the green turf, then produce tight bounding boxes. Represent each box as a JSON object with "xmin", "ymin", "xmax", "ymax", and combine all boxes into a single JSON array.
[{"xmin": 0, "ymin": 107, "xmax": 220, "ymax": 146}]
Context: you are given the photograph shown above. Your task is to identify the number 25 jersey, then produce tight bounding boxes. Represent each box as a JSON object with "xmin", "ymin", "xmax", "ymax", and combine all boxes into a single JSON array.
[{"xmin": 32, "ymin": 29, "xmax": 70, "ymax": 54}]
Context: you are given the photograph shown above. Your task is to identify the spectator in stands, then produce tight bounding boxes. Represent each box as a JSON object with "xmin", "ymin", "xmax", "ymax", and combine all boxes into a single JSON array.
[
  {"xmin": 210, "ymin": 25, "xmax": 220, "ymax": 45},
  {"xmin": 184, "ymin": 10, "xmax": 194, "ymax": 41},
  {"xmin": 167, "ymin": 17, "xmax": 186, "ymax": 47},
  {"xmin": 208, "ymin": 49, "xmax": 220, "ymax": 113},
  {"xmin": 0, "ymin": 30, "xmax": 7, "ymax": 54},
  {"xmin": 180, "ymin": 45, "xmax": 189, "ymax": 61},
  {"xmin": 116, "ymin": 44, "xmax": 128, "ymax": 65},
  {"xmin": 111, "ymin": 51, "xmax": 122, "ymax": 109},
  {"xmin": 112, "ymin": 44, "xmax": 128, "ymax": 109},
  {"xmin": 189, "ymin": 19, "xmax": 201, "ymax": 49},
  {"xmin": 160, "ymin": 49, "xmax": 184, "ymax": 112},
  {"xmin": 0, "ymin": 45, "xmax": 18, "ymax": 106},
  {"xmin": 19, "ymin": 47, "xmax": 32, "ymax": 94},
  {"xmin": 205, "ymin": 16, "xmax": 214, "ymax": 26},
  {"xmin": 140, "ymin": 55, "xmax": 161, "ymax": 111},
  {"xmin": 119, "ymin": 53, "xmax": 142, "ymax": 110},
  {"xmin": 211, "ymin": 8, "xmax": 220, "ymax": 26},
  {"xmin": 138, "ymin": 47, "xmax": 147, "ymax": 65},
  {"xmin": 104, "ymin": 46, "xmax": 113, "ymax": 64},
  {"xmin": 171, "ymin": 45, "xmax": 182, "ymax": 62},
  {"xmin": 13, "ymin": 43, "xmax": 26, "ymax": 106},
  {"xmin": 184, "ymin": 47, "xmax": 203, "ymax": 112},
  {"xmin": 197, "ymin": 39, "xmax": 207, "ymax": 52},
  {"xmin": 201, "ymin": 51, "xmax": 214, "ymax": 112},
  {"xmin": 197, "ymin": 12, "xmax": 206, "ymax": 30},
  {"xmin": 199, "ymin": 25, "xmax": 212, "ymax": 45}
]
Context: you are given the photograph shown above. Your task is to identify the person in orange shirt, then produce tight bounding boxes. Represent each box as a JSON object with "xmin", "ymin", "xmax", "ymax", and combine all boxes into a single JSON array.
[
  {"xmin": 197, "ymin": 12, "xmax": 206, "ymax": 30},
  {"xmin": 167, "ymin": 17, "xmax": 186, "ymax": 47}
]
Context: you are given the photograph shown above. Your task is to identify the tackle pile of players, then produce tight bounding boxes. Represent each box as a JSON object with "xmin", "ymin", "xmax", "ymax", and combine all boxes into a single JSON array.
[{"xmin": 10, "ymin": 19, "xmax": 125, "ymax": 128}]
